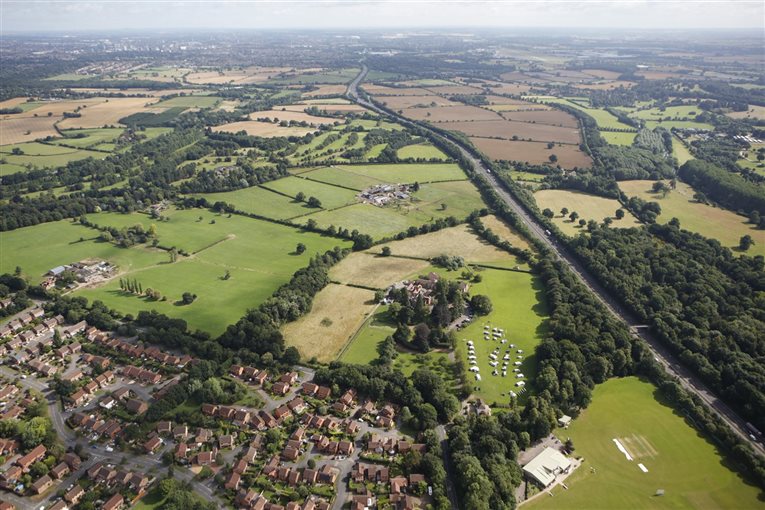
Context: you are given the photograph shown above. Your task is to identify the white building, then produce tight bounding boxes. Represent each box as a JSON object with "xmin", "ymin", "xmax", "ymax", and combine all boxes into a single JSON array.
[{"xmin": 523, "ymin": 447, "xmax": 572, "ymax": 487}]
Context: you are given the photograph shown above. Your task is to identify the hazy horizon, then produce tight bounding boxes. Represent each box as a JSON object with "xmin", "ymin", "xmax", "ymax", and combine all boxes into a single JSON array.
[{"xmin": 2, "ymin": 0, "xmax": 764, "ymax": 33}]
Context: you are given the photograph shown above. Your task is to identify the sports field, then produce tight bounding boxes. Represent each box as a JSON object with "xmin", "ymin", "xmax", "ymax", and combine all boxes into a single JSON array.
[
  {"xmin": 282, "ymin": 283, "xmax": 377, "ymax": 362},
  {"xmin": 618, "ymin": 180, "xmax": 764, "ymax": 256},
  {"xmin": 534, "ymin": 189, "xmax": 641, "ymax": 235},
  {"xmin": 527, "ymin": 377, "xmax": 762, "ymax": 510}
]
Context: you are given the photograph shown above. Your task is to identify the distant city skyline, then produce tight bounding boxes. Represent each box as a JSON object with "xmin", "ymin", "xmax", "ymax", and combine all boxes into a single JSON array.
[{"xmin": 1, "ymin": 0, "xmax": 763, "ymax": 33}]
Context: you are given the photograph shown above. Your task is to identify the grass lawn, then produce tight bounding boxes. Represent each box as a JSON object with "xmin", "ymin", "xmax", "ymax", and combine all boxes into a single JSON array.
[
  {"xmin": 51, "ymin": 128, "xmax": 125, "ymax": 149},
  {"xmin": 453, "ymin": 267, "xmax": 547, "ymax": 407},
  {"xmin": 261, "ymin": 176, "xmax": 359, "ymax": 209},
  {"xmin": 191, "ymin": 186, "xmax": 314, "ymax": 220},
  {"xmin": 76, "ymin": 210, "xmax": 351, "ymax": 335},
  {"xmin": 527, "ymin": 377, "xmax": 762, "ymax": 510},
  {"xmin": 282, "ymin": 283, "xmax": 377, "ymax": 362},
  {"xmin": 132, "ymin": 487, "xmax": 166, "ymax": 510},
  {"xmin": 396, "ymin": 143, "xmax": 449, "ymax": 160},
  {"xmin": 672, "ymin": 138, "xmax": 694, "ymax": 165},
  {"xmin": 0, "ymin": 219, "xmax": 167, "ymax": 283},
  {"xmin": 339, "ymin": 305, "xmax": 397, "ymax": 364},
  {"xmin": 534, "ymin": 189, "xmax": 642, "ymax": 236},
  {"xmin": 618, "ymin": 180, "xmax": 764, "ymax": 256},
  {"xmin": 0, "ymin": 142, "xmax": 108, "ymax": 175},
  {"xmin": 330, "ymin": 163, "xmax": 467, "ymax": 183},
  {"xmin": 601, "ymin": 131, "xmax": 637, "ymax": 146},
  {"xmin": 299, "ymin": 180, "xmax": 485, "ymax": 239}
]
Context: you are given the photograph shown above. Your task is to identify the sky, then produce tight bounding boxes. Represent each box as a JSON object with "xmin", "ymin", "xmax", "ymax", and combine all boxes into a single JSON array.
[{"xmin": 1, "ymin": 0, "xmax": 763, "ymax": 32}]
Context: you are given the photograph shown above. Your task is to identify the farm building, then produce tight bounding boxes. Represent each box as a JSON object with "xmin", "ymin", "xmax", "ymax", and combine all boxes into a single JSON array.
[{"xmin": 522, "ymin": 446, "xmax": 571, "ymax": 487}]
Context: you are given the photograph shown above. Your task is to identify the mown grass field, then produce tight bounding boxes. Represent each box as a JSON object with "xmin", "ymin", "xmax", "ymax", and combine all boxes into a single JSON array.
[
  {"xmin": 618, "ymin": 180, "xmax": 764, "ymax": 256},
  {"xmin": 0, "ymin": 219, "xmax": 166, "ymax": 283},
  {"xmin": 396, "ymin": 143, "xmax": 448, "ymax": 160},
  {"xmin": 452, "ymin": 267, "xmax": 548, "ymax": 406},
  {"xmin": 527, "ymin": 377, "xmax": 762, "ymax": 510},
  {"xmin": 672, "ymin": 138, "xmax": 694, "ymax": 165},
  {"xmin": 192, "ymin": 186, "xmax": 314, "ymax": 220},
  {"xmin": 534, "ymin": 189, "xmax": 641, "ymax": 236},
  {"xmin": 0, "ymin": 142, "xmax": 108, "ymax": 176},
  {"xmin": 339, "ymin": 304, "xmax": 396, "ymax": 364},
  {"xmin": 0, "ymin": 207, "xmax": 351, "ymax": 335},
  {"xmin": 261, "ymin": 176, "xmax": 359, "ymax": 209},
  {"xmin": 76, "ymin": 210, "xmax": 350, "ymax": 335},
  {"xmin": 282, "ymin": 283, "xmax": 377, "ymax": 363},
  {"xmin": 601, "ymin": 131, "xmax": 637, "ymax": 146},
  {"xmin": 299, "ymin": 180, "xmax": 485, "ymax": 239}
]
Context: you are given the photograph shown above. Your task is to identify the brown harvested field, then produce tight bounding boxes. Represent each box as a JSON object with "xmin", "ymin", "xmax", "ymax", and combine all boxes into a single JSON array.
[
  {"xmin": 0, "ymin": 97, "xmax": 28, "ymax": 110},
  {"xmin": 403, "ymin": 105, "xmax": 502, "ymax": 122},
  {"xmin": 285, "ymin": 103, "xmax": 367, "ymax": 114},
  {"xmin": 330, "ymin": 252, "xmax": 430, "ymax": 289},
  {"xmin": 212, "ymin": 121, "xmax": 318, "ymax": 138},
  {"xmin": 636, "ymin": 71, "xmax": 686, "ymax": 80},
  {"xmin": 58, "ymin": 98, "xmax": 162, "ymax": 128},
  {"xmin": 361, "ymin": 84, "xmax": 432, "ymax": 96},
  {"xmin": 185, "ymin": 66, "xmax": 292, "ymax": 85},
  {"xmin": 56, "ymin": 88, "xmax": 201, "ymax": 97},
  {"xmin": 534, "ymin": 189, "xmax": 641, "ymax": 235},
  {"xmin": 302, "ymin": 84, "xmax": 348, "ymax": 97},
  {"xmin": 0, "ymin": 116, "xmax": 60, "ymax": 145},
  {"xmin": 582, "ymin": 69, "xmax": 622, "ymax": 80},
  {"xmin": 249, "ymin": 109, "xmax": 341, "ymax": 126},
  {"xmin": 726, "ymin": 105, "xmax": 765, "ymax": 121},
  {"xmin": 468, "ymin": 137, "xmax": 592, "ymax": 168},
  {"xmin": 448, "ymin": 119, "xmax": 581, "ymax": 145},
  {"xmin": 573, "ymin": 80, "xmax": 635, "ymax": 90},
  {"xmin": 499, "ymin": 109, "xmax": 579, "ymax": 128},
  {"xmin": 281, "ymin": 283, "xmax": 377, "ymax": 363},
  {"xmin": 499, "ymin": 71, "xmax": 539, "ymax": 83},
  {"xmin": 377, "ymin": 95, "xmax": 460, "ymax": 109},
  {"xmin": 376, "ymin": 224, "xmax": 518, "ymax": 264},
  {"xmin": 5, "ymin": 98, "xmax": 107, "ymax": 120},
  {"xmin": 479, "ymin": 215, "xmax": 533, "ymax": 251},
  {"xmin": 483, "ymin": 95, "xmax": 533, "ymax": 106},
  {"xmin": 483, "ymin": 82, "xmax": 533, "ymax": 95},
  {"xmin": 425, "ymin": 84, "xmax": 485, "ymax": 95}
]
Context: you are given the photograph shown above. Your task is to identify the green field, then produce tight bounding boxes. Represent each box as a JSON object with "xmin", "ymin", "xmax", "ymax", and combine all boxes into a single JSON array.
[
  {"xmin": 0, "ymin": 143, "xmax": 108, "ymax": 175},
  {"xmin": 601, "ymin": 131, "xmax": 637, "ymax": 146},
  {"xmin": 534, "ymin": 189, "xmax": 642, "ymax": 236},
  {"xmin": 339, "ymin": 304, "xmax": 397, "ymax": 364},
  {"xmin": 268, "ymin": 68, "xmax": 359, "ymax": 85},
  {"xmin": 508, "ymin": 170, "xmax": 547, "ymax": 182},
  {"xmin": 453, "ymin": 267, "xmax": 548, "ymax": 406},
  {"xmin": 150, "ymin": 95, "xmax": 221, "ymax": 109},
  {"xmin": 644, "ymin": 120, "xmax": 714, "ymax": 130},
  {"xmin": 0, "ymin": 208, "xmax": 349, "ymax": 335},
  {"xmin": 299, "ymin": 180, "xmax": 485, "ymax": 239},
  {"xmin": 327, "ymin": 163, "xmax": 467, "ymax": 183},
  {"xmin": 618, "ymin": 180, "xmax": 764, "ymax": 256},
  {"xmin": 193, "ymin": 186, "xmax": 314, "ymax": 219},
  {"xmin": 536, "ymin": 98, "xmax": 635, "ymax": 131},
  {"xmin": 261, "ymin": 176, "xmax": 358, "ymax": 209},
  {"xmin": 51, "ymin": 128, "xmax": 125, "ymax": 149},
  {"xmin": 76, "ymin": 209, "xmax": 350, "ymax": 335},
  {"xmin": 527, "ymin": 377, "xmax": 762, "ymax": 510},
  {"xmin": 396, "ymin": 143, "xmax": 449, "ymax": 160},
  {"xmin": 0, "ymin": 220, "xmax": 166, "ymax": 283},
  {"xmin": 672, "ymin": 138, "xmax": 694, "ymax": 165}
]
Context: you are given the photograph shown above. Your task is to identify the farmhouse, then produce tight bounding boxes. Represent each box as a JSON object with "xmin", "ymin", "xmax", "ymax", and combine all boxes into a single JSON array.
[{"xmin": 522, "ymin": 447, "xmax": 572, "ymax": 487}]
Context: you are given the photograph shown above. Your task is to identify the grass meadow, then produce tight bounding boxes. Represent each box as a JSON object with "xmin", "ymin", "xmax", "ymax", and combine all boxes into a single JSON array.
[
  {"xmin": 527, "ymin": 377, "xmax": 762, "ymax": 510},
  {"xmin": 534, "ymin": 189, "xmax": 642, "ymax": 235},
  {"xmin": 618, "ymin": 180, "xmax": 764, "ymax": 256}
]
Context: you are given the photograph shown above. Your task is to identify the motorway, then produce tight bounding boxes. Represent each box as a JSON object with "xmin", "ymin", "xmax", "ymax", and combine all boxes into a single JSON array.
[{"xmin": 346, "ymin": 65, "xmax": 765, "ymax": 459}]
